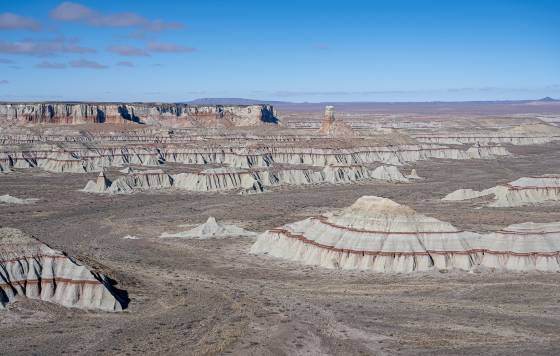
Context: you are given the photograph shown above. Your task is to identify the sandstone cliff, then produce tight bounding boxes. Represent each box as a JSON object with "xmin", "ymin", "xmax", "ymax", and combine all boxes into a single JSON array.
[{"xmin": 0, "ymin": 102, "xmax": 277, "ymax": 127}]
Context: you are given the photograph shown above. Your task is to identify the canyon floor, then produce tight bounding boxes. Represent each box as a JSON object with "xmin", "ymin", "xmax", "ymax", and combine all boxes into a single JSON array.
[{"xmin": 1, "ymin": 142, "xmax": 560, "ymax": 355}]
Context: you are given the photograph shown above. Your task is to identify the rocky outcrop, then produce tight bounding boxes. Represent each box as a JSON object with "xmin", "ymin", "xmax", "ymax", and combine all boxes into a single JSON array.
[
  {"xmin": 443, "ymin": 175, "xmax": 560, "ymax": 207},
  {"xmin": 0, "ymin": 195, "xmax": 39, "ymax": 204},
  {"xmin": 83, "ymin": 169, "xmax": 172, "ymax": 194},
  {"xmin": 478, "ymin": 222, "xmax": 560, "ymax": 271},
  {"xmin": 85, "ymin": 165, "xmax": 410, "ymax": 195},
  {"xmin": 0, "ymin": 103, "xmax": 278, "ymax": 127},
  {"xmin": 413, "ymin": 123, "xmax": 560, "ymax": 146},
  {"xmin": 251, "ymin": 196, "xmax": 481, "ymax": 272},
  {"xmin": 0, "ymin": 228, "xmax": 125, "ymax": 311},
  {"xmin": 160, "ymin": 217, "xmax": 256, "ymax": 239},
  {"xmin": 0, "ymin": 142, "xmax": 509, "ymax": 175},
  {"xmin": 406, "ymin": 169, "xmax": 423, "ymax": 180},
  {"xmin": 82, "ymin": 171, "xmax": 111, "ymax": 193},
  {"xmin": 173, "ymin": 168, "xmax": 263, "ymax": 193},
  {"xmin": 319, "ymin": 106, "xmax": 355, "ymax": 137},
  {"xmin": 251, "ymin": 195, "xmax": 560, "ymax": 273}
]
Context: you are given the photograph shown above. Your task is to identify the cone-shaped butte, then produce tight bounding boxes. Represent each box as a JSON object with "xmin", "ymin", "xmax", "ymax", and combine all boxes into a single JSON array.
[
  {"xmin": 161, "ymin": 217, "xmax": 256, "ymax": 239},
  {"xmin": 251, "ymin": 196, "xmax": 481, "ymax": 272},
  {"xmin": 0, "ymin": 228, "xmax": 125, "ymax": 311},
  {"xmin": 82, "ymin": 171, "xmax": 111, "ymax": 193}
]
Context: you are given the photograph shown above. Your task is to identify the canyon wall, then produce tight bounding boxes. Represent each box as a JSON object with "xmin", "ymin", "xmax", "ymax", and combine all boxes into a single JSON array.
[{"xmin": 0, "ymin": 102, "xmax": 277, "ymax": 127}]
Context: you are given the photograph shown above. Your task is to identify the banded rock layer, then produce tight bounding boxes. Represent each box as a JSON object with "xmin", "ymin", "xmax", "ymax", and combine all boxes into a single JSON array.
[
  {"xmin": 251, "ymin": 196, "xmax": 481, "ymax": 272},
  {"xmin": 443, "ymin": 175, "xmax": 560, "ymax": 207},
  {"xmin": 251, "ymin": 196, "xmax": 560, "ymax": 272},
  {"xmin": 478, "ymin": 222, "xmax": 560, "ymax": 271},
  {"xmin": 1, "ymin": 142, "xmax": 509, "ymax": 174},
  {"xmin": 0, "ymin": 228, "xmax": 124, "ymax": 311},
  {"xmin": 0, "ymin": 103, "xmax": 277, "ymax": 127},
  {"xmin": 413, "ymin": 124, "xmax": 560, "ymax": 146},
  {"xmin": 83, "ymin": 165, "xmax": 410, "ymax": 195}
]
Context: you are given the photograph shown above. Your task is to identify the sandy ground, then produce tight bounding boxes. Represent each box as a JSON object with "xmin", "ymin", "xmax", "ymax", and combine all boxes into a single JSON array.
[{"xmin": 1, "ymin": 143, "xmax": 560, "ymax": 355}]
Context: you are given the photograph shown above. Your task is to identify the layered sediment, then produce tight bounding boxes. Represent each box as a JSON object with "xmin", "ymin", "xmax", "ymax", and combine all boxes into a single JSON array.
[
  {"xmin": 84, "ymin": 165, "xmax": 410, "ymax": 195},
  {"xmin": 413, "ymin": 123, "xmax": 560, "ymax": 146},
  {"xmin": 0, "ymin": 102, "xmax": 277, "ymax": 127},
  {"xmin": 251, "ymin": 196, "xmax": 560, "ymax": 273},
  {"xmin": 0, "ymin": 228, "xmax": 124, "ymax": 311},
  {"xmin": 251, "ymin": 196, "xmax": 481, "ymax": 272},
  {"xmin": 443, "ymin": 175, "xmax": 560, "ymax": 207},
  {"xmin": 478, "ymin": 222, "xmax": 560, "ymax": 271}
]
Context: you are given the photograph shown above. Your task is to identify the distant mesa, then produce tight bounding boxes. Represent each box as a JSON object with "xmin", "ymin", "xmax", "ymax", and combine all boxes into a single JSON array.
[{"xmin": 0, "ymin": 102, "xmax": 278, "ymax": 127}]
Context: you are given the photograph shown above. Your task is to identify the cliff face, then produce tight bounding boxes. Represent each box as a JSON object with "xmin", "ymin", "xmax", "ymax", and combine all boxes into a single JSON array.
[{"xmin": 0, "ymin": 103, "xmax": 278, "ymax": 127}]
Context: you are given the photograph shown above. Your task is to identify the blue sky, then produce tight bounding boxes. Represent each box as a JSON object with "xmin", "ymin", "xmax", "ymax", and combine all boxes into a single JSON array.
[{"xmin": 0, "ymin": 0, "xmax": 558, "ymax": 102}]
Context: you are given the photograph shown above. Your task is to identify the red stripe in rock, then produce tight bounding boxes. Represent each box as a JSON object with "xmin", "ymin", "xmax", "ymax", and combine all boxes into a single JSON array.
[
  {"xmin": 0, "ymin": 278, "xmax": 102, "ymax": 288},
  {"xmin": 268, "ymin": 229, "xmax": 560, "ymax": 257}
]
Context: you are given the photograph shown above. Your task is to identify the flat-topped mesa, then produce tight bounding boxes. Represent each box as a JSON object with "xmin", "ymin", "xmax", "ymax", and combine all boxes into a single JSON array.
[
  {"xmin": 250, "ymin": 196, "xmax": 481, "ymax": 272},
  {"xmin": 318, "ymin": 105, "xmax": 355, "ymax": 137},
  {"xmin": 0, "ymin": 227, "xmax": 125, "ymax": 311},
  {"xmin": 0, "ymin": 103, "xmax": 278, "ymax": 127}
]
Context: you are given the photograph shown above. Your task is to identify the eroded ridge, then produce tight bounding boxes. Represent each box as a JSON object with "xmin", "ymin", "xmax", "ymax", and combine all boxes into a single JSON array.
[
  {"xmin": 443, "ymin": 175, "xmax": 560, "ymax": 207},
  {"xmin": 0, "ymin": 228, "xmax": 125, "ymax": 311}
]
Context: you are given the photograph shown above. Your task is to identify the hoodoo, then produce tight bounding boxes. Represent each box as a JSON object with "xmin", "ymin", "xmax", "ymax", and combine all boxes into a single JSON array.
[
  {"xmin": 161, "ymin": 217, "xmax": 256, "ymax": 239},
  {"xmin": 250, "ymin": 196, "xmax": 481, "ymax": 272},
  {"xmin": 478, "ymin": 222, "xmax": 560, "ymax": 272},
  {"xmin": 318, "ymin": 106, "xmax": 355, "ymax": 137},
  {"xmin": 406, "ymin": 169, "xmax": 423, "ymax": 180},
  {"xmin": 0, "ymin": 228, "xmax": 124, "ymax": 311}
]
